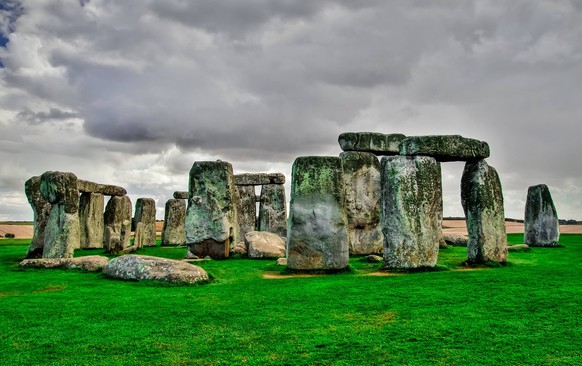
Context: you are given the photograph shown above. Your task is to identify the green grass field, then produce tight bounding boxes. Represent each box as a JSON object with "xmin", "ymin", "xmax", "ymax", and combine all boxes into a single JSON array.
[{"xmin": 1, "ymin": 234, "xmax": 580, "ymax": 365}]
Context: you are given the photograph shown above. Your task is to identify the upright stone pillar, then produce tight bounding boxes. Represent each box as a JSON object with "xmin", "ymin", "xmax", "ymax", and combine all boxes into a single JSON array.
[
  {"xmin": 461, "ymin": 160, "xmax": 507, "ymax": 263},
  {"xmin": 24, "ymin": 176, "xmax": 51, "ymax": 258},
  {"xmin": 185, "ymin": 161, "xmax": 240, "ymax": 259},
  {"xmin": 133, "ymin": 198, "xmax": 157, "ymax": 247},
  {"xmin": 103, "ymin": 196, "xmax": 132, "ymax": 254},
  {"xmin": 257, "ymin": 184, "xmax": 287, "ymax": 237},
  {"xmin": 235, "ymin": 185, "xmax": 257, "ymax": 239},
  {"xmin": 39, "ymin": 171, "xmax": 80, "ymax": 258},
  {"xmin": 287, "ymin": 156, "xmax": 349, "ymax": 271},
  {"xmin": 161, "ymin": 199, "xmax": 186, "ymax": 246},
  {"xmin": 524, "ymin": 184, "xmax": 560, "ymax": 247},
  {"xmin": 340, "ymin": 151, "xmax": 383, "ymax": 255},
  {"xmin": 79, "ymin": 192, "xmax": 104, "ymax": 249},
  {"xmin": 380, "ymin": 156, "xmax": 442, "ymax": 269}
]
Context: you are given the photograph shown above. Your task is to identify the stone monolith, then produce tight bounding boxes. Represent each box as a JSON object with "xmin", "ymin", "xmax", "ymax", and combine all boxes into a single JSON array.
[
  {"xmin": 236, "ymin": 185, "xmax": 257, "ymax": 238},
  {"xmin": 24, "ymin": 176, "xmax": 51, "ymax": 258},
  {"xmin": 524, "ymin": 184, "xmax": 560, "ymax": 247},
  {"xmin": 103, "ymin": 195, "xmax": 132, "ymax": 254},
  {"xmin": 161, "ymin": 199, "xmax": 186, "ymax": 246},
  {"xmin": 133, "ymin": 198, "xmax": 157, "ymax": 247},
  {"xmin": 257, "ymin": 184, "xmax": 287, "ymax": 237},
  {"xmin": 79, "ymin": 192, "xmax": 104, "ymax": 249}
]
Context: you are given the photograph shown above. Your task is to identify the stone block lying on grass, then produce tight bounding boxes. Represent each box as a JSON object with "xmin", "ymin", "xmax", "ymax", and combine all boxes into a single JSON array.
[
  {"xmin": 245, "ymin": 231, "xmax": 286, "ymax": 259},
  {"xmin": 507, "ymin": 244, "xmax": 530, "ymax": 252},
  {"xmin": 443, "ymin": 234, "xmax": 468, "ymax": 246},
  {"xmin": 19, "ymin": 256, "xmax": 109, "ymax": 272},
  {"xmin": 103, "ymin": 255, "xmax": 209, "ymax": 284}
]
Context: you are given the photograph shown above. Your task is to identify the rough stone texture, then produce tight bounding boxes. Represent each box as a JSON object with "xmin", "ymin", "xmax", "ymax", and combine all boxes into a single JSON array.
[
  {"xmin": 161, "ymin": 199, "xmax": 186, "ymax": 246},
  {"xmin": 340, "ymin": 151, "xmax": 383, "ymax": 255},
  {"xmin": 173, "ymin": 191, "xmax": 189, "ymax": 200},
  {"xmin": 399, "ymin": 135, "xmax": 490, "ymax": 162},
  {"xmin": 276, "ymin": 258, "xmax": 287, "ymax": 266},
  {"xmin": 244, "ymin": 231, "xmax": 286, "ymax": 259},
  {"xmin": 461, "ymin": 160, "xmax": 507, "ymax": 263},
  {"xmin": 79, "ymin": 192, "xmax": 104, "ymax": 249},
  {"xmin": 507, "ymin": 244, "xmax": 529, "ymax": 251},
  {"xmin": 24, "ymin": 176, "xmax": 51, "ymax": 259},
  {"xmin": 77, "ymin": 179, "xmax": 126, "ymax": 196},
  {"xmin": 338, "ymin": 132, "xmax": 406, "ymax": 155},
  {"xmin": 103, "ymin": 196, "xmax": 132, "ymax": 254},
  {"xmin": 19, "ymin": 256, "xmax": 109, "ymax": 272},
  {"xmin": 443, "ymin": 233, "xmax": 468, "ymax": 246},
  {"xmin": 257, "ymin": 184, "xmax": 287, "ymax": 237},
  {"xmin": 103, "ymin": 255, "xmax": 209, "ymax": 284},
  {"xmin": 133, "ymin": 198, "xmax": 157, "ymax": 247},
  {"xmin": 40, "ymin": 171, "xmax": 80, "ymax": 258},
  {"xmin": 185, "ymin": 160, "xmax": 240, "ymax": 259},
  {"xmin": 380, "ymin": 156, "xmax": 442, "ymax": 269},
  {"xmin": 524, "ymin": 184, "xmax": 560, "ymax": 247},
  {"xmin": 287, "ymin": 156, "xmax": 349, "ymax": 271},
  {"xmin": 234, "ymin": 173, "xmax": 285, "ymax": 185},
  {"xmin": 360, "ymin": 255, "xmax": 383, "ymax": 263},
  {"xmin": 235, "ymin": 185, "xmax": 257, "ymax": 238},
  {"xmin": 132, "ymin": 222, "xmax": 146, "ymax": 249}
]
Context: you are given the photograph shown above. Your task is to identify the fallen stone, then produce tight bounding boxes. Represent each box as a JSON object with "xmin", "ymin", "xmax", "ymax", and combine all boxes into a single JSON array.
[
  {"xmin": 257, "ymin": 184, "xmax": 287, "ymax": 237},
  {"xmin": 19, "ymin": 255, "xmax": 109, "ymax": 272},
  {"xmin": 161, "ymin": 199, "xmax": 186, "ymax": 246},
  {"xmin": 133, "ymin": 198, "xmax": 157, "ymax": 247},
  {"xmin": 443, "ymin": 233, "xmax": 468, "ymax": 246},
  {"xmin": 103, "ymin": 196, "xmax": 132, "ymax": 253},
  {"xmin": 236, "ymin": 185, "xmax": 257, "ymax": 238},
  {"xmin": 233, "ymin": 241, "xmax": 247, "ymax": 254},
  {"xmin": 276, "ymin": 258, "xmax": 287, "ymax": 266},
  {"xmin": 79, "ymin": 192, "xmax": 104, "ymax": 249},
  {"xmin": 103, "ymin": 255, "xmax": 209, "ymax": 284},
  {"xmin": 245, "ymin": 231, "xmax": 286, "ymax": 259},
  {"xmin": 524, "ymin": 184, "xmax": 560, "ymax": 247},
  {"xmin": 338, "ymin": 132, "xmax": 406, "ymax": 155},
  {"xmin": 360, "ymin": 255, "xmax": 383, "ymax": 263},
  {"xmin": 234, "ymin": 173, "xmax": 285, "ymax": 185},
  {"xmin": 24, "ymin": 176, "xmax": 51, "ymax": 259},
  {"xmin": 77, "ymin": 179, "xmax": 126, "ymax": 196},
  {"xmin": 173, "ymin": 191, "xmax": 189, "ymax": 200},
  {"xmin": 399, "ymin": 135, "xmax": 490, "ymax": 162},
  {"xmin": 507, "ymin": 244, "xmax": 530, "ymax": 251}
]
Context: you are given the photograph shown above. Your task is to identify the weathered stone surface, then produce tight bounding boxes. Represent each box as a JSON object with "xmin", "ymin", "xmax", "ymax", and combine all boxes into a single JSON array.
[
  {"xmin": 338, "ymin": 132, "xmax": 406, "ymax": 155},
  {"xmin": 461, "ymin": 160, "xmax": 507, "ymax": 263},
  {"xmin": 380, "ymin": 156, "xmax": 442, "ymax": 269},
  {"xmin": 276, "ymin": 258, "xmax": 287, "ymax": 266},
  {"xmin": 244, "ymin": 231, "xmax": 286, "ymax": 259},
  {"xmin": 340, "ymin": 152, "xmax": 383, "ymax": 255},
  {"xmin": 185, "ymin": 160, "xmax": 240, "ymax": 259},
  {"xmin": 77, "ymin": 179, "xmax": 126, "ymax": 196},
  {"xmin": 360, "ymin": 255, "xmax": 383, "ymax": 263},
  {"xmin": 234, "ymin": 173, "xmax": 285, "ymax": 185},
  {"xmin": 507, "ymin": 244, "xmax": 529, "ymax": 251},
  {"xmin": 257, "ymin": 184, "xmax": 287, "ymax": 237},
  {"xmin": 161, "ymin": 199, "xmax": 186, "ymax": 246},
  {"xmin": 399, "ymin": 135, "xmax": 490, "ymax": 162},
  {"xmin": 103, "ymin": 255, "xmax": 209, "ymax": 284},
  {"xmin": 132, "ymin": 222, "xmax": 146, "ymax": 249},
  {"xmin": 133, "ymin": 198, "xmax": 157, "ymax": 247},
  {"xmin": 24, "ymin": 176, "xmax": 51, "ymax": 259},
  {"xmin": 287, "ymin": 156, "xmax": 349, "ymax": 271},
  {"xmin": 173, "ymin": 191, "xmax": 189, "ymax": 200},
  {"xmin": 235, "ymin": 185, "xmax": 257, "ymax": 238},
  {"xmin": 79, "ymin": 192, "xmax": 104, "ymax": 249},
  {"xmin": 103, "ymin": 196, "xmax": 132, "ymax": 254},
  {"xmin": 40, "ymin": 171, "xmax": 80, "ymax": 258},
  {"xmin": 19, "ymin": 255, "xmax": 109, "ymax": 272},
  {"xmin": 524, "ymin": 184, "xmax": 560, "ymax": 247},
  {"xmin": 443, "ymin": 233, "xmax": 468, "ymax": 246}
]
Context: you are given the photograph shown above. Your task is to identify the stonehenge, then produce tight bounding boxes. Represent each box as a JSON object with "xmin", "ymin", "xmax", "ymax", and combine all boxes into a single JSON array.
[
  {"xmin": 79, "ymin": 192, "xmax": 104, "ymax": 249},
  {"xmin": 524, "ymin": 184, "xmax": 560, "ymax": 247},
  {"xmin": 103, "ymin": 195, "xmax": 132, "ymax": 254},
  {"xmin": 161, "ymin": 199, "xmax": 186, "ymax": 246},
  {"xmin": 24, "ymin": 176, "xmax": 51, "ymax": 258},
  {"xmin": 133, "ymin": 198, "xmax": 157, "ymax": 247}
]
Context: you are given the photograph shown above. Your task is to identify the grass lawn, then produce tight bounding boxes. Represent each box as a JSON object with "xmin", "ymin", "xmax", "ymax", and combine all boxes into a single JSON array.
[{"xmin": 0, "ymin": 234, "xmax": 580, "ymax": 365}]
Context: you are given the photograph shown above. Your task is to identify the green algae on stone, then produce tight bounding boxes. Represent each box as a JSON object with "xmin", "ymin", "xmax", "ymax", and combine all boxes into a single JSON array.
[
  {"xmin": 235, "ymin": 185, "xmax": 257, "ymax": 239},
  {"xmin": 24, "ymin": 176, "xmax": 51, "ymax": 259},
  {"xmin": 338, "ymin": 132, "xmax": 406, "ymax": 155},
  {"xmin": 524, "ymin": 184, "xmax": 559, "ymax": 247},
  {"xmin": 257, "ymin": 184, "xmax": 287, "ymax": 237},
  {"xmin": 399, "ymin": 135, "xmax": 490, "ymax": 162}
]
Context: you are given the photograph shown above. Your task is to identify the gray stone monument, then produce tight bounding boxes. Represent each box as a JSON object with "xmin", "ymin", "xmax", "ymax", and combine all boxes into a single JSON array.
[
  {"xmin": 161, "ymin": 199, "xmax": 186, "ymax": 246},
  {"xmin": 103, "ymin": 195, "xmax": 132, "ymax": 254},
  {"xmin": 524, "ymin": 184, "xmax": 560, "ymax": 247},
  {"xmin": 257, "ymin": 184, "xmax": 287, "ymax": 237},
  {"xmin": 24, "ymin": 176, "xmax": 51, "ymax": 258},
  {"xmin": 235, "ymin": 185, "xmax": 257, "ymax": 239},
  {"xmin": 79, "ymin": 192, "xmax": 104, "ymax": 249},
  {"xmin": 133, "ymin": 198, "xmax": 157, "ymax": 247}
]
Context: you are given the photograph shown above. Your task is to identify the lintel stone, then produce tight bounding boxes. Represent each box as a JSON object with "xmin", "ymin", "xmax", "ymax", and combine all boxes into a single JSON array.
[{"xmin": 399, "ymin": 135, "xmax": 490, "ymax": 162}]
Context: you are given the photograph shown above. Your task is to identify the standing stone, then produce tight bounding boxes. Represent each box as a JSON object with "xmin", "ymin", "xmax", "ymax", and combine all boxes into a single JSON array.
[
  {"xmin": 340, "ymin": 152, "xmax": 383, "ymax": 255},
  {"xmin": 103, "ymin": 196, "xmax": 132, "ymax": 254},
  {"xmin": 257, "ymin": 184, "xmax": 287, "ymax": 237},
  {"xmin": 79, "ymin": 192, "xmax": 104, "ymax": 249},
  {"xmin": 461, "ymin": 160, "xmax": 507, "ymax": 263},
  {"xmin": 380, "ymin": 156, "xmax": 442, "ymax": 269},
  {"xmin": 185, "ymin": 161, "xmax": 240, "ymax": 259},
  {"xmin": 24, "ymin": 176, "xmax": 51, "ymax": 258},
  {"xmin": 236, "ymin": 185, "xmax": 257, "ymax": 238},
  {"xmin": 524, "ymin": 184, "xmax": 560, "ymax": 247},
  {"xmin": 287, "ymin": 156, "xmax": 349, "ymax": 271},
  {"xmin": 133, "ymin": 198, "xmax": 157, "ymax": 247},
  {"xmin": 40, "ymin": 171, "xmax": 80, "ymax": 258},
  {"xmin": 161, "ymin": 199, "xmax": 186, "ymax": 246}
]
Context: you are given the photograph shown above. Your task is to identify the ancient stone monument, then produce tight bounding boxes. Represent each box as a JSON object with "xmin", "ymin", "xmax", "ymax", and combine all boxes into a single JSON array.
[
  {"xmin": 103, "ymin": 195, "xmax": 132, "ymax": 254},
  {"xmin": 257, "ymin": 184, "xmax": 287, "ymax": 237},
  {"xmin": 235, "ymin": 185, "xmax": 257, "ymax": 239},
  {"xmin": 339, "ymin": 132, "xmax": 406, "ymax": 155},
  {"xmin": 78, "ymin": 192, "xmax": 104, "ymax": 249},
  {"xmin": 524, "ymin": 184, "xmax": 560, "ymax": 247},
  {"xmin": 185, "ymin": 160, "xmax": 240, "ymax": 259},
  {"xmin": 133, "ymin": 198, "xmax": 157, "ymax": 247},
  {"xmin": 399, "ymin": 135, "xmax": 490, "ymax": 161},
  {"xmin": 286, "ymin": 156, "xmax": 349, "ymax": 271},
  {"xmin": 24, "ymin": 176, "xmax": 51, "ymax": 258},
  {"xmin": 161, "ymin": 199, "xmax": 186, "ymax": 246}
]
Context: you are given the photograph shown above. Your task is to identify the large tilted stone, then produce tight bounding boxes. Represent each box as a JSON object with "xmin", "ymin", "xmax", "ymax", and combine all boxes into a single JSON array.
[
  {"xmin": 287, "ymin": 156, "xmax": 349, "ymax": 271},
  {"xmin": 161, "ymin": 199, "xmax": 186, "ymax": 246},
  {"xmin": 399, "ymin": 135, "xmax": 490, "ymax": 162},
  {"xmin": 24, "ymin": 176, "xmax": 51, "ymax": 259},
  {"xmin": 338, "ymin": 132, "xmax": 406, "ymax": 155},
  {"xmin": 244, "ymin": 231, "xmax": 286, "ymax": 259},
  {"xmin": 103, "ymin": 255, "xmax": 209, "ymax": 284},
  {"xmin": 133, "ymin": 198, "xmax": 157, "ymax": 247},
  {"xmin": 103, "ymin": 195, "xmax": 132, "ymax": 254},
  {"xmin": 173, "ymin": 191, "xmax": 189, "ymax": 200},
  {"xmin": 186, "ymin": 160, "xmax": 240, "ymax": 259},
  {"xmin": 257, "ymin": 184, "xmax": 287, "ymax": 237},
  {"xmin": 77, "ymin": 179, "xmax": 126, "ymax": 196},
  {"xmin": 236, "ymin": 185, "xmax": 257, "ymax": 238},
  {"xmin": 380, "ymin": 156, "xmax": 442, "ymax": 269},
  {"xmin": 524, "ymin": 184, "xmax": 560, "ymax": 247},
  {"xmin": 40, "ymin": 171, "xmax": 80, "ymax": 258},
  {"xmin": 79, "ymin": 192, "xmax": 104, "ymax": 249},
  {"xmin": 234, "ymin": 173, "xmax": 285, "ymax": 185},
  {"xmin": 461, "ymin": 160, "xmax": 507, "ymax": 263},
  {"xmin": 340, "ymin": 152, "xmax": 383, "ymax": 255}
]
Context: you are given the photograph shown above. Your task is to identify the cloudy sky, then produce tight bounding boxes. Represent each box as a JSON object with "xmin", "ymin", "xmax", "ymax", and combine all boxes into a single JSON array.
[{"xmin": 1, "ymin": 0, "xmax": 581, "ymax": 221}]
